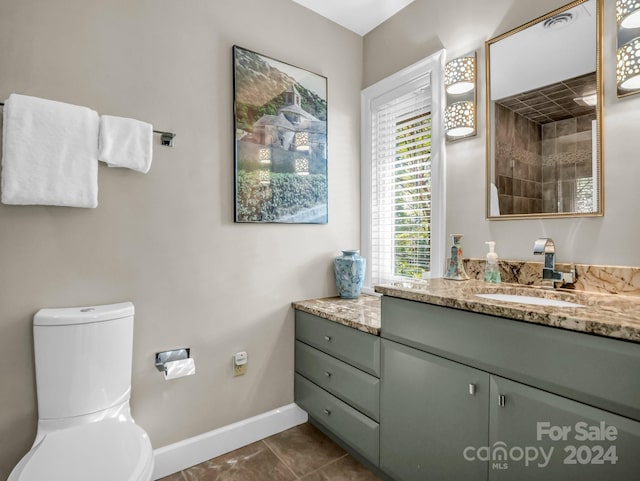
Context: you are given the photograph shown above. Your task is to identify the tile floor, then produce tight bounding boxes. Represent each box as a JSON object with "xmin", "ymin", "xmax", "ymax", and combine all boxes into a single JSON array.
[{"xmin": 159, "ymin": 422, "xmax": 382, "ymax": 481}]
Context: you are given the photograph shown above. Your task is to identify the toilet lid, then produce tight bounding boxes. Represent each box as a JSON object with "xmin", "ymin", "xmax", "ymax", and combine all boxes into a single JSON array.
[{"xmin": 18, "ymin": 420, "xmax": 152, "ymax": 481}]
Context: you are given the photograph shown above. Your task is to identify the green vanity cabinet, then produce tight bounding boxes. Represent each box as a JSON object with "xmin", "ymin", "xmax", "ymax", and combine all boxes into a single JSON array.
[
  {"xmin": 380, "ymin": 339, "xmax": 490, "ymax": 481},
  {"xmin": 380, "ymin": 296, "xmax": 640, "ymax": 481},
  {"xmin": 295, "ymin": 310, "xmax": 380, "ymax": 376},
  {"xmin": 488, "ymin": 376, "xmax": 640, "ymax": 480},
  {"xmin": 294, "ymin": 310, "xmax": 381, "ymax": 466}
]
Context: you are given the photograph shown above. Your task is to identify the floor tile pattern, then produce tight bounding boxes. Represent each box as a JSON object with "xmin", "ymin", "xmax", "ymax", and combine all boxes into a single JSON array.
[{"xmin": 159, "ymin": 423, "xmax": 381, "ymax": 481}]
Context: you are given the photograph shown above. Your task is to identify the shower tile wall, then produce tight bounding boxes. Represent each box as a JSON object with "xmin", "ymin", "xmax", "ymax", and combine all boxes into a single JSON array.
[
  {"xmin": 495, "ymin": 105, "xmax": 595, "ymax": 215},
  {"xmin": 541, "ymin": 114, "xmax": 595, "ymax": 213},
  {"xmin": 494, "ymin": 104, "xmax": 543, "ymax": 215}
]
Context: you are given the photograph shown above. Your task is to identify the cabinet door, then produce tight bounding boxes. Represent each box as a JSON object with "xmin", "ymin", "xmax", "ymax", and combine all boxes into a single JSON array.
[
  {"xmin": 380, "ymin": 339, "xmax": 490, "ymax": 481},
  {"xmin": 489, "ymin": 376, "xmax": 640, "ymax": 481}
]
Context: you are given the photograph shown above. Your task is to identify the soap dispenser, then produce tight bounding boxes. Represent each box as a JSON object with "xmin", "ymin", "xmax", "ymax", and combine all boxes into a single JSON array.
[{"xmin": 484, "ymin": 241, "xmax": 501, "ymax": 284}]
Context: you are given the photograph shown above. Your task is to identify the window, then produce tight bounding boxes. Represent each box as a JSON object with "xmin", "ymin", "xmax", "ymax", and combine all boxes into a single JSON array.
[
  {"xmin": 361, "ymin": 51, "xmax": 446, "ymax": 288},
  {"xmin": 575, "ymin": 176, "xmax": 594, "ymax": 213}
]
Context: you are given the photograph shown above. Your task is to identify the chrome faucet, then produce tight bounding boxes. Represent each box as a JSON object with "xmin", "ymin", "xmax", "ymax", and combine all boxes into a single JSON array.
[{"xmin": 533, "ymin": 238, "xmax": 575, "ymax": 288}]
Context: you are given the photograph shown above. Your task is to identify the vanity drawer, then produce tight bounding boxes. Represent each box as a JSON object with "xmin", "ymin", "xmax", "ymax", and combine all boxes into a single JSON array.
[
  {"xmin": 295, "ymin": 341, "xmax": 380, "ymax": 421},
  {"xmin": 295, "ymin": 310, "xmax": 380, "ymax": 377},
  {"xmin": 295, "ymin": 373, "xmax": 379, "ymax": 465}
]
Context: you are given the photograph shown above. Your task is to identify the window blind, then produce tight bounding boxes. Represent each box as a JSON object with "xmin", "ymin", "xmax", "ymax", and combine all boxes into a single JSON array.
[
  {"xmin": 575, "ymin": 176, "xmax": 594, "ymax": 213},
  {"xmin": 371, "ymin": 83, "xmax": 432, "ymax": 284}
]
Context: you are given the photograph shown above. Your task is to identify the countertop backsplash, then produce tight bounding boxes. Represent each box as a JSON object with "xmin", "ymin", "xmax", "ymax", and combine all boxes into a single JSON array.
[{"xmin": 463, "ymin": 258, "xmax": 640, "ymax": 297}]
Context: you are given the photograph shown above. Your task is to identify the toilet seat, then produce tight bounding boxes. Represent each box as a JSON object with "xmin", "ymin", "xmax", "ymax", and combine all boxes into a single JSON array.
[{"xmin": 12, "ymin": 419, "xmax": 153, "ymax": 481}]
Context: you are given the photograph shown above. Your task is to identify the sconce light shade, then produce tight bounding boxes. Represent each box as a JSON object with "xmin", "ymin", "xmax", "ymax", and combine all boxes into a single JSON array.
[
  {"xmin": 294, "ymin": 158, "xmax": 309, "ymax": 175},
  {"xmin": 445, "ymin": 101, "xmax": 475, "ymax": 137},
  {"xmin": 617, "ymin": 0, "xmax": 640, "ymax": 28},
  {"xmin": 617, "ymin": 37, "xmax": 640, "ymax": 90},
  {"xmin": 444, "ymin": 56, "xmax": 476, "ymax": 94},
  {"xmin": 294, "ymin": 131, "xmax": 310, "ymax": 151}
]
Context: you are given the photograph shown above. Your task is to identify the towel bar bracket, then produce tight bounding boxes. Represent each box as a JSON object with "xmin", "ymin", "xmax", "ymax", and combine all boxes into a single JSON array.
[{"xmin": 154, "ymin": 130, "xmax": 176, "ymax": 147}]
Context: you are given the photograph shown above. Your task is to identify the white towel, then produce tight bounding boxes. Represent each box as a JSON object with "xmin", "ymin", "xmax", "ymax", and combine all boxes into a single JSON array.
[
  {"xmin": 98, "ymin": 115, "xmax": 153, "ymax": 173},
  {"xmin": 490, "ymin": 182, "xmax": 501, "ymax": 216},
  {"xmin": 1, "ymin": 94, "xmax": 99, "ymax": 208}
]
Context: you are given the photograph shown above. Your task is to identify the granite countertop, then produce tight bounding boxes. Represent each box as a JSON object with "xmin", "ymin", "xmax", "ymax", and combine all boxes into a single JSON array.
[
  {"xmin": 292, "ymin": 279, "xmax": 640, "ymax": 343},
  {"xmin": 375, "ymin": 278, "xmax": 640, "ymax": 344},
  {"xmin": 292, "ymin": 295, "xmax": 381, "ymax": 335}
]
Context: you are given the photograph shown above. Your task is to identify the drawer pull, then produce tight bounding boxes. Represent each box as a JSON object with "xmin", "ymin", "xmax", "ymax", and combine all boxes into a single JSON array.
[
  {"xmin": 498, "ymin": 394, "xmax": 506, "ymax": 407},
  {"xmin": 324, "ymin": 371, "xmax": 332, "ymax": 378},
  {"xmin": 323, "ymin": 335, "xmax": 332, "ymax": 342},
  {"xmin": 469, "ymin": 383, "xmax": 476, "ymax": 396},
  {"xmin": 323, "ymin": 408, "xmax": 331, "ymax": 415}
]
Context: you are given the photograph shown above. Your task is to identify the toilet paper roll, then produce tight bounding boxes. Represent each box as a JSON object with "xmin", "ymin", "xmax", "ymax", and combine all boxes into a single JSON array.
[{"xmin": 164, "ymin": 358, "xmax": 196, "ymax": 380}]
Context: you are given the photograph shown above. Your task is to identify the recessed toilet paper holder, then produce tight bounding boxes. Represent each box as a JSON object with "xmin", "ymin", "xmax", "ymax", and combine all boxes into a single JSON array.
[{"xmin": 155, "ymin": 348, "xmax": 190, "ymax": 372}]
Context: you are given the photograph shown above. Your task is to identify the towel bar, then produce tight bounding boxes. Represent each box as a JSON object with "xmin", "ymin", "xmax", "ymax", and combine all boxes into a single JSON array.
[
  {"xmin": 153, "ymin": 130, "xmax": 176, "ymax": 147},
  {"xmin": 0, "ymin": 102, "xmax": 176, "ymax": 147}
]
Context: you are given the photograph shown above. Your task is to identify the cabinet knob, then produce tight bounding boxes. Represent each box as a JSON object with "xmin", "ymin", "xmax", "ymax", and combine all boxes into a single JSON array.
[
  {"xmin": 323, "ymin": 408, "xmax": 331, "ymax": 416},
  {"xmin": 324, "ymin": 371, "xmax": 332, "ymax": 378},
  {"xmin": 469, "ymin": 383, "xmax": 476, "ymax": 396},
  {"xmin": 498, "ymin": 394, "xmax": 506, "ymax": 407},
  {"xmin": 324, "ymin": 335, "xmax": 332, "ymax": 342}
]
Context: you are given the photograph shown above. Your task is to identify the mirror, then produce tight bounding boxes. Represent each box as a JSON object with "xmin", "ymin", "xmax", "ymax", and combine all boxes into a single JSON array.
[{"xmin": 485, "ymin": 0, "xmax": 603, "ymax": 219}]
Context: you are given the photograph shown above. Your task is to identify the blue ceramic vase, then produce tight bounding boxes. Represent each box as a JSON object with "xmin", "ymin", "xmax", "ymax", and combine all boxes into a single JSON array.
[{"xmin": 334, "ymin": 250, "xmax": 366, "ymax": 299}]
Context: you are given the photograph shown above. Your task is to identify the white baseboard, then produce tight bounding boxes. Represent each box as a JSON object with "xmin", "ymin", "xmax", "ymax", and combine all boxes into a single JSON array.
[{"xmin": 152, "ymin": 403, "xmax": 308, "ymax": 480}]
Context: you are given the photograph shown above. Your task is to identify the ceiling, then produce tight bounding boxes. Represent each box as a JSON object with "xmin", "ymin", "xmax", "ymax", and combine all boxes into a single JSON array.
[
  {"xmin": 291, "ymin": 0, "xmax": 415, "ymax": 36},
  {"xmin": 496, "ymin": 72, "xmax": 597, "ymax": 125}
]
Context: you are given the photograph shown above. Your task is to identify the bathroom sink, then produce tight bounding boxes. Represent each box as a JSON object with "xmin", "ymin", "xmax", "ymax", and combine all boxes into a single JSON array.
[{"xmin": 475, "ymin": 293, "xmax": 584, "ymax": 308}]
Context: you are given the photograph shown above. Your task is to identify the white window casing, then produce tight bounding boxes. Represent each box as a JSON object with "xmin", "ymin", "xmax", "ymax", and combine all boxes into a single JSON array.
[{"xmin": 361, "ymin": 50, "xmax": 446, "ymax": 290}]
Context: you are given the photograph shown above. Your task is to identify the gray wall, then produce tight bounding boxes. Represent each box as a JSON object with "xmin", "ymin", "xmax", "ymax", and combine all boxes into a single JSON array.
[
  {"xmin": 364, "ymin": 0, "xmax": 640, "ymax": 266},
  {"xmin": 0, "ymin": 0, "xmax": 362, "ymax": 477}
]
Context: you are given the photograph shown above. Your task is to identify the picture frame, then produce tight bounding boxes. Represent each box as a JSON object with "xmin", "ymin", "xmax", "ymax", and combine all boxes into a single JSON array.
[{"xmin": 233, "ymin": 45, "xmax": 328, "ymax": 223}]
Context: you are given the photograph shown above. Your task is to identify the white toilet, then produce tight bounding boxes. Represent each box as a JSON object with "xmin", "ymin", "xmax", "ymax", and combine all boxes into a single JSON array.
[{"xmin": 8, "ymin": 302, "xmax": 154, "ymax": 481}]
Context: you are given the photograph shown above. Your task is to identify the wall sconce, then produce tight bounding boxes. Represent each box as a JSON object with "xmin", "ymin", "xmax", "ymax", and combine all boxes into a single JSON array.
[
  {"xmin": 444, "ymin": 52, "xmax": 477, "ymax": 140},
  {"xmin": 444, "ymin": 56, "xmax": 475, "ymax": 94},
  {"xmin": 617, "ymin": 0, "xmax": 640, "ymax": 97},
  {"xmin": 444, "ymin": 101, "xmax": 475, "ymax": 137},
  {"xmin": 617, "ymin": 37, "xmax": 640, "ymax": 91},
  {"xmin": 617, "ymin": 0, "xmax": 640, "ymax": 28},
  {"xmin": 294, "ymin": 131, "xmax": 310, "ymax": 151}
]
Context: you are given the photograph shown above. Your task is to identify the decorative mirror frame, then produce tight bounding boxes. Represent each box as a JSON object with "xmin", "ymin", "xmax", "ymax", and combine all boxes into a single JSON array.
[{"xmin": 485, "ymin": 0, "xmax": 604, "ymax": 220}]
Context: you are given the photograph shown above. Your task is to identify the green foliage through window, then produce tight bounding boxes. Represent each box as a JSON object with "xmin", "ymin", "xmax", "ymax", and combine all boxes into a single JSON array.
[{"xmin": 393, "ymin": 113, "xmax": 432, "ymax": 278}]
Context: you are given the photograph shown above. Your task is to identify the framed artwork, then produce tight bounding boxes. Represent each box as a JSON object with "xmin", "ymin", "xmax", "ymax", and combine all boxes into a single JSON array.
[{"xmin": 233, "ymin": 45, "xmax": 328, "ymax": 223}]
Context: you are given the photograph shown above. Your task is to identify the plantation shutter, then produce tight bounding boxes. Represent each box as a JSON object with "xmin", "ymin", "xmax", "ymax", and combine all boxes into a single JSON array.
[{"xmin": 371, "ymin": 80, "xmax": 432, "ymax": 285}]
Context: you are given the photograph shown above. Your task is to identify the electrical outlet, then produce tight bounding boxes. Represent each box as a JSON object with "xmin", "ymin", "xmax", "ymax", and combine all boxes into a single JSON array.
[
  {"xmin": 233, "ymin": 363, "xmax": 247, "ymax": 377},
  {"xmin": 232, "ymin": 351, "xmax": 248, "ymax": 377}
]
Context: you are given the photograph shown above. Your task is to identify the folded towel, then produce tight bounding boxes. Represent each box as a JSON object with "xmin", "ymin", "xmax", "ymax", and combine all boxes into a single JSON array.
[
  {"xmin": 490, "ymin": 182, "xmax": 501, "ymax": 216},
  {"xmin": 1, "ymin": 94, "xmax": 99, "ymax": 208},
  {"xmin": 98, "ymin": 115, "xmax": 153, "ymax": 173}
]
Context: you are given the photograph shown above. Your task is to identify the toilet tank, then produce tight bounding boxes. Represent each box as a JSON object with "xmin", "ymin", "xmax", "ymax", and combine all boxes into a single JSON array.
[{"xmin": 33, "ymin": 302, "xmax": 135, "ymax": 420}]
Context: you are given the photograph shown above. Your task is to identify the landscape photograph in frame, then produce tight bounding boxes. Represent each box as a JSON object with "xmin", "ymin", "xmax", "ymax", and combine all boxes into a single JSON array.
[{"xmin": 233, "ymin": 45, "xmax": 328, "ymax": 223}]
